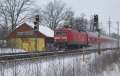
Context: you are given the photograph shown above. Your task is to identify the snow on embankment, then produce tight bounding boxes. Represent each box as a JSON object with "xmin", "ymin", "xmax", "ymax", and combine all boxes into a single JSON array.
[
  {"xmin": 0, "ymin": 48, "xmax": 26, "ymax": 53},
  {"xmin": 0, "ymin": 49, "xmax": 120, "ymax": 76}
]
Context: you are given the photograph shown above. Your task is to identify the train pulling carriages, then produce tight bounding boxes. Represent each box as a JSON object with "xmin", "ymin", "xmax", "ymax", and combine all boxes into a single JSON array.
[{"xmin": 54, "ymin": 27, "xmax": 117, "ymax": 50}]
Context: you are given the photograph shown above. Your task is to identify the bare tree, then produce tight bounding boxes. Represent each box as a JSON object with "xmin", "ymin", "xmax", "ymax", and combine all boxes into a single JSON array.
[
  {"xmin": 73, "ymin": 16, "xmax": 88, "ymax": 31},
  {"xmin": 0, "ymin": 0, "xmax": 32, "ymax": 32},
  {"xmin": 42, "ymin": 0, "xmax": 67, "ymax": 29},
  {"xmin": 64, "ymin": 8, "xmax": 74, "ymax": 27},
  {"xmin": 28, "ymin": 7, "xmax": 43, "ymax": 24}
]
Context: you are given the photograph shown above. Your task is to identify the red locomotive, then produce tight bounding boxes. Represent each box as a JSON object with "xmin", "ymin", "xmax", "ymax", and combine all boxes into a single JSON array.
[{"xmin": 54, "ymin": 27, "xmax": 115, "ymax": 49}]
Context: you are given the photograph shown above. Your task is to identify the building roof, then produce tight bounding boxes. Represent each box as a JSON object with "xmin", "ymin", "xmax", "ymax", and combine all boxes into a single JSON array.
[
  {"xmin": 8, "ymin": 23, "xmax": 54, "ymax": 38},
  {"xmin": 26, "ymin": 22, "xmax": 54, "ymax": 38},
  {"xmin": 39, "ymin": 26, "xmax": 54, "ymax": 38}
]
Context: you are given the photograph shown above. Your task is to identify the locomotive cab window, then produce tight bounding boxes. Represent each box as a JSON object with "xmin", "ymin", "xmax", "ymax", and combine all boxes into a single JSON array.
[{"xmin": 55, "ymin": 31, "xmax": 66, "ymax": 36}]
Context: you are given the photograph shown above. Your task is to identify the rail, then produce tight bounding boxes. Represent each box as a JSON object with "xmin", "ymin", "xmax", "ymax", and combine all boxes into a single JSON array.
[{"xmin": 0, "ymin": 47, "xmax": 119, "ymax": 62}]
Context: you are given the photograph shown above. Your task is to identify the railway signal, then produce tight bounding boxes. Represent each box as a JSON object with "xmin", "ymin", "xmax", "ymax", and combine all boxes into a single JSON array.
[
  {"xmin": 93, "ymin": 14, "xmax": 101, "ymax": 54},
  {"xmin": 34, "ymin": 15, "xmax": 40, "ymax": 31},
  {"xmin": 93, "ymin": 14, "xmax": 99, "ymax": 32}
]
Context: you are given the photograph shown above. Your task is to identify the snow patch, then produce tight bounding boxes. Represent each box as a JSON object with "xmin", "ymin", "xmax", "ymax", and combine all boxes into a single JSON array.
[{"xmin": 39, "ymin": 26, "xmax": 54, "ymax": 37}]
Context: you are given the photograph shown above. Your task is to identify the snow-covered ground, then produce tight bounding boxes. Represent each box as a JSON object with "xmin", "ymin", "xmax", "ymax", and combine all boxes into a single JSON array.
[
  {"xmin": 0, "ymin": 48, "xmax": 25, "ymax": 53},
  {"xmin": 0, "ymin": 49, "xmax": 119, "ymax": 76}
]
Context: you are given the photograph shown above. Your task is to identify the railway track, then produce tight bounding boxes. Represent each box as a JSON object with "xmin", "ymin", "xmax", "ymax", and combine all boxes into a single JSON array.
[{"xmin": 0, "ymin": 48, "xmax": 119, "ymax": 61}]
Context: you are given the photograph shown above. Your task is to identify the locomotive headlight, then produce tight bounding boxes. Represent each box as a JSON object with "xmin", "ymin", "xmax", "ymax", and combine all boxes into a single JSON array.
[
  {"xmin": 54, "ymin": 37, "xmax": 60, "ymax": 39},
  {"xmin": 62, "ymin": 37, "xmax": 67, "ymax": 39}
]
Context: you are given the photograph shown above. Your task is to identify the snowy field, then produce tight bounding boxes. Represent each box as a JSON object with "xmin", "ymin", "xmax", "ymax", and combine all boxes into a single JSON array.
[
  {"xmin": 0, "ymin": 48, "xmax": 25, "ymax": 53},
  {"xmin": 0, "ymin": 49, "xmax": 119, "ymax": 76}
]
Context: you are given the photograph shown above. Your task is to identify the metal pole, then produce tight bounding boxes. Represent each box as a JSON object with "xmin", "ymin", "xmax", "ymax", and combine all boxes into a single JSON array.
[
  {"xmin": 35, "ymin": 34, "xmax": 37, "ymax": 51},
  {"xmin": 108, "ymin": 17, "xmax": 111, "ymax": 36},
  {"xmin": 98, "ymin": 29, "xmax": 101, "ymax": 54},
  {"xmin": 34, "ymin": 15, "xmax": 40, "ymax": 51},
  {"xmin": 117, "ymin": 21, "xmax": 119, "ymax": 49},
  {"xmin": 83, "ymin": 48, "xmax": 85, "ymax": 62}
]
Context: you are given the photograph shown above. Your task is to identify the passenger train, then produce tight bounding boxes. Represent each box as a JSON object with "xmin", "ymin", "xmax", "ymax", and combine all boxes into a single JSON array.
[{"xmin": 54, "ymin": 27, "xmax": 117, "ymax": 50}]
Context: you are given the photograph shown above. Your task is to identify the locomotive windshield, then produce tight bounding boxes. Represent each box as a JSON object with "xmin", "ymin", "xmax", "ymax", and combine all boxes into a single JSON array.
[{"xmin": 55, "ymin": 31, "xmax": 66, "ymax": 36}]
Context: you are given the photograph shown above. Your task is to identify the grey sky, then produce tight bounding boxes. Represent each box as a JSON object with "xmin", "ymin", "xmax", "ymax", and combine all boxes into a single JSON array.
[{"xmin": 36, "ymin": 0, "xmax": 120, "ymax": 33}]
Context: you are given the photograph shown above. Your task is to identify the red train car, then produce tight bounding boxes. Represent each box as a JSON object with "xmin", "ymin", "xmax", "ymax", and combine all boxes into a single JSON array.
[{"xmin": 54, "ymin": 27, "xmax": 114, "ymax": 49}]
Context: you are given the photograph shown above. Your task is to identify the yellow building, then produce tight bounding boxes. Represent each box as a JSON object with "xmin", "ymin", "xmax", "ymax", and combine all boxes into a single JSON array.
[{"xmin": 7, "ymin": 23, "xmax": 49, "ymax": 52}]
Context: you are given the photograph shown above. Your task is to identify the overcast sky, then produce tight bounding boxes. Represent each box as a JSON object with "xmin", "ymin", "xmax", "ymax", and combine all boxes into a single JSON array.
[{"xmin": 35, "ymin": 0, "xmax": 120, "ymax": 33}]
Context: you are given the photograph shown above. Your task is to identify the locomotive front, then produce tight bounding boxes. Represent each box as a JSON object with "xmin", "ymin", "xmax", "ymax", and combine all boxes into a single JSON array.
[{"xmin": 54, "ymin": 28, "xmax": 68, "ymax": 49}]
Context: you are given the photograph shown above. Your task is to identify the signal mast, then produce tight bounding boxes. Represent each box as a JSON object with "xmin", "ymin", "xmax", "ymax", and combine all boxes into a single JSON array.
[
  {"xmin": 34, "ymin": 15, "xmax": 40, "ymax": 51},
  {"xmin": 93, "ymin": 14, "xmax": 101, "ymax": 54}
]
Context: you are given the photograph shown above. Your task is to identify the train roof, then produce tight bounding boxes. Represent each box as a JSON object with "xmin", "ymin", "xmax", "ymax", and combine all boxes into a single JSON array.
[
  {"xmin": 101, "ymin": 35, "xmax": 117, "ymax": 41},
  {"xmin": 55, "ymin": 27, "xmax": 72, "ymax": 31},
  {"xmin": 55, "ymin": 27, "xmax": 117, "ymax": 41},
  {"xmin": 87, "ymin": 31, "xmax": 117, "ymax": 41},
  {"xmin": 87, "ymin": 32, "xmax": 98, "ymax": 37}
]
